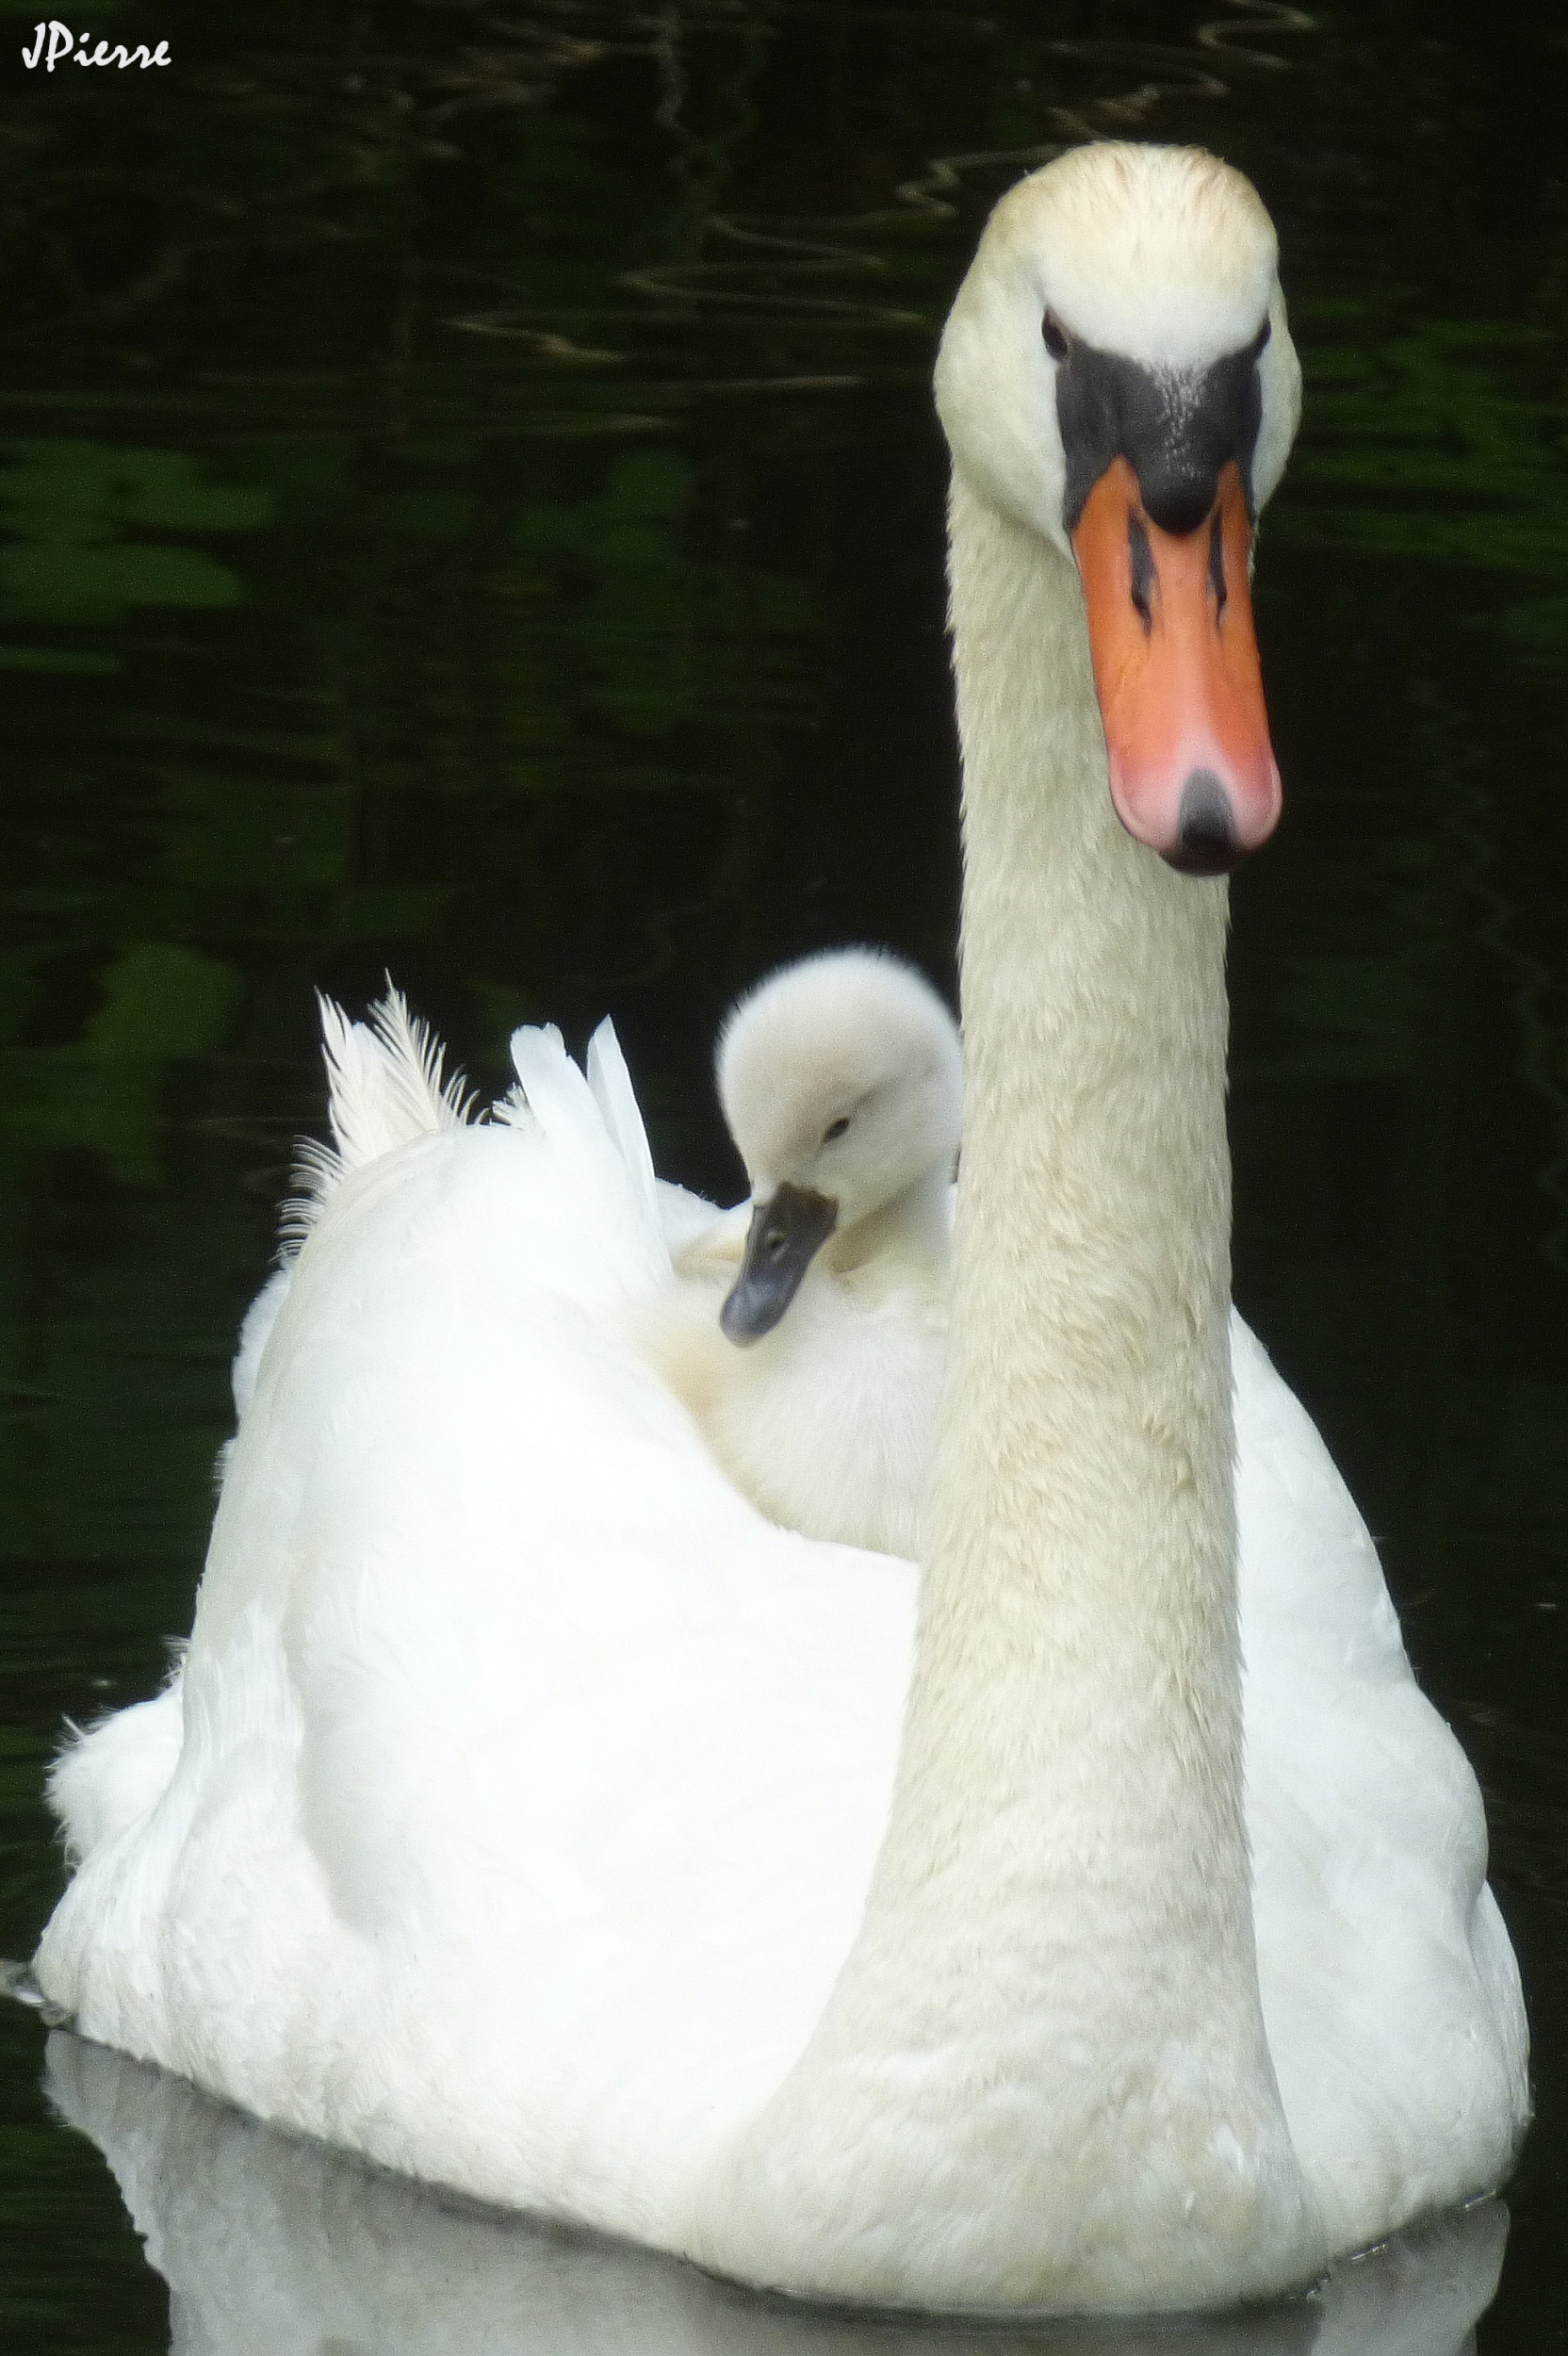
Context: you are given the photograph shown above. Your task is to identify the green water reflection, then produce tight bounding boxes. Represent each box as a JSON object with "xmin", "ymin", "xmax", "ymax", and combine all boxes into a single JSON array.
[{"xmin": 0, "ymin": 3, "xmax": 1565, "ymax": 2349}]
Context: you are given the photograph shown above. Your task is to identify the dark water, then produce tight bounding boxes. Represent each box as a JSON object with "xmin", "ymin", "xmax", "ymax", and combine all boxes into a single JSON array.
[{"xmin": 0, "ymin": 2, "xmax": 1564, "ymax": 2348}]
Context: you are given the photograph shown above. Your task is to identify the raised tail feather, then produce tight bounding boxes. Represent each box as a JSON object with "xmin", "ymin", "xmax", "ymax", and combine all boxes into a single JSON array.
[
  {"xmin": 501, "ymin": 1020, "xmax": 672, "ymax": 1276},
  {"xmin": 285, "ymin": 988, "xmax": 478, "ymax": 1243},
  {"xmin": 585, "ymin": 1019, "xmax": 662, "ymax": 1239},
  {"xmin": 286, "ymin": 993, "xmax": 667, "ymax": 1263}
]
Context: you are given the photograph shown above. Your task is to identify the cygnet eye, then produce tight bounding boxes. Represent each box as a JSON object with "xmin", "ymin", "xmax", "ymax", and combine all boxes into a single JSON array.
[
  {"xmin": 1041, "ymin": 310, "xmax": 1070, "ymax": 362},
  {"xmin": 822, "ymin": 1115, "xmax": 851, "ymax": 1145}
]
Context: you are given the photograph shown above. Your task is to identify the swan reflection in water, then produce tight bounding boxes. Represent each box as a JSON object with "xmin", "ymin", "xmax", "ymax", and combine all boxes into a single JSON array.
[{"xmin": 46, "ymin": 2030, "xmax": 1506, "ymax": 2356}]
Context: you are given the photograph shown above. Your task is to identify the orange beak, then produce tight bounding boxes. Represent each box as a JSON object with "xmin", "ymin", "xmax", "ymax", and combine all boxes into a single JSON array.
[{"xmin": 1070, "ymin": 456, "xmax": 1282, "ymax": 874}]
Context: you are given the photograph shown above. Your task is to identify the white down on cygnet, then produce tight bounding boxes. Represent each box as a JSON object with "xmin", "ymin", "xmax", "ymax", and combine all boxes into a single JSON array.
[{"xmin": 644, "ymin": 950, "xmax": 960, "ymax": 1558}]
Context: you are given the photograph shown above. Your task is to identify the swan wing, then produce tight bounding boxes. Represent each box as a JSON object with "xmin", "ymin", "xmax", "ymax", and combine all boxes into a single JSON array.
[
  {"xmin": 237, "ymin": 990, "xmax": 482, "ymax": 1417},
  {"xmin": 36, "ymin": 1030, "xmax": 914, "ymax": 2252},
  {"xmin": 583, "ymin": 1017, "xmax": 662, "ymax": 1242},
  {"xmin": 46, "ymin": 1681, "xmax": 185, "ymax": 1867},
  {"xmin": 230, "ymin": 1267, "xmax": 293, "ymax": 1426},
  {"xmin": 543, "ymin": 1011, "xmax": 729, "ymax": 1261},
  {"xmin": 1233, "ymin": 1312, "xmax": 1529, "ymax": 2243},
  {"xmin": 292, "ymin": 990, "xmax": 476, "ymax": 1235}
]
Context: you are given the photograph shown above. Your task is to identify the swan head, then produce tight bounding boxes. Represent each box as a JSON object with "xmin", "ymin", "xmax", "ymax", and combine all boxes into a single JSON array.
[
  {"xmin": 934, "ymin": 141, "xmax": 1301, "ymax": 875},
  {"xmin": 714, "ymin": 949, "xmax": 962, "ymax": 1345}
]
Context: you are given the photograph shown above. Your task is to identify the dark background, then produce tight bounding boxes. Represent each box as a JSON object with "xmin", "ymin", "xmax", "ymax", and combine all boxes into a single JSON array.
[{"xmin": 0, "ymin": 3, "xmax": 1564, "ymax": 2346}]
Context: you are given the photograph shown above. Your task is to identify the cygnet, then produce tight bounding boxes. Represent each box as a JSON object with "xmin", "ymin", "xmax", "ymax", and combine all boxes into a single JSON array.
[{"xmin": 654, "ymin": 947, "xmax": 960, "ymax": 1557}]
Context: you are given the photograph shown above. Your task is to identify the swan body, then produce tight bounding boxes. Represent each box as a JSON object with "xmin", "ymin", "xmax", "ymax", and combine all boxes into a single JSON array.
[
  {"xmin": 35, "ymin": 141, "xmax": 1527, "ymax": 2314},
  {"xmin": 38, "ymin": 1002, "xmax": 1527, "ymax": 2293},
  {"xmin": 646, "ymin": 949, "xmax": 960, "ymax": 1557}
]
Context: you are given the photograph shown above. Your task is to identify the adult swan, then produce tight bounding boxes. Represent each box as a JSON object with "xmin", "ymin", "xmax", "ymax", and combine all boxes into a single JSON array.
[{"xmin": 34, "ymin": 145, "xmax": 1527, "ymax": 2313}]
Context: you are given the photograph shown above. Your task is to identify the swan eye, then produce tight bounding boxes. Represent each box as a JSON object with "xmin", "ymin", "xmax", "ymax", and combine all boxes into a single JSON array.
[
  {"xmin": 1041, "ymin": 311, "xmax": 1070, "ymax": 362},
  {"xmin": 822, "ymin": 1115, "xmax": 851, "ymax": 1145}
]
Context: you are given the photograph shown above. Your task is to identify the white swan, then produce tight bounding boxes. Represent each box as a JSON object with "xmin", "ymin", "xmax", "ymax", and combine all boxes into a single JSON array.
[
  {"xmin": 34, "ymin": 141, "xmax": 1527, "ymax": 2315},
  {"xmin": 645, "ymin": 947, "xmax": 960, "ymax": 1557}
]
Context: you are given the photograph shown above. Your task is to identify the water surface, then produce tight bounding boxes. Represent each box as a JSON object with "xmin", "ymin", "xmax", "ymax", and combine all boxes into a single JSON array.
[{"xmin": 1, "ymin": 4, "xmax": 1565, "ymax": 2348}]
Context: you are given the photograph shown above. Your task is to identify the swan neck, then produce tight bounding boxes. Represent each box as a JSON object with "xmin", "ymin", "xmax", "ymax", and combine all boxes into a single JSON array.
[
  {"xmin": 702, "ymin": 468, "xmax": 1320, "ymax": 2307},
  {"xmin": 894, "ymin": 465, "xmax": 1250, "ymax": 2004}
]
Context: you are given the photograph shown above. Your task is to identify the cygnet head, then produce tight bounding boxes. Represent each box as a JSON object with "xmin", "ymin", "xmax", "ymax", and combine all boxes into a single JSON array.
[
  {"xmin": 934, "ymin": 141, "xmax": 1302, "ymax": 876},
  {"xmin": 715, "ymin": 949, "xmax": 962, "ymax": 1345}
]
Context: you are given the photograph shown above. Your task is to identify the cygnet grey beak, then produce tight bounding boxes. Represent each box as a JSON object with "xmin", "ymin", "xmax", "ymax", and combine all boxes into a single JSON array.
[{"xmin": 720, "ymin": 1184, "xmax": 839, "ymax": 1345}]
